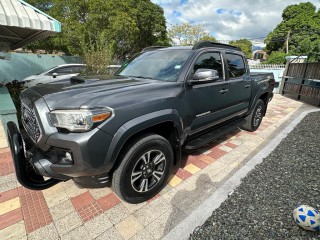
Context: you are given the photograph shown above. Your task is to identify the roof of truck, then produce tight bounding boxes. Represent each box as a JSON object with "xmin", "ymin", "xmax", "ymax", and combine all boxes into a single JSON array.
[{"xmin": 142, "ymin": 41, "xmax": 241, "ymax": 53}]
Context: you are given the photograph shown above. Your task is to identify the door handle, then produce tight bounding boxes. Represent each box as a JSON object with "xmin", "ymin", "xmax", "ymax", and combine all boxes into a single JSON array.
[
  {"xmin": 245, "ymin": 84, "xmax": 251, "ymax": 88},
  {"xmin": 219, "ymin": 89, "xmax": 229, "ymax": 94}
]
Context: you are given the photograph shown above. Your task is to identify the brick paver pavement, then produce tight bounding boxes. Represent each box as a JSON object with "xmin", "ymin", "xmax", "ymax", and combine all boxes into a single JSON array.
[{"xmin": 0, "ymin": 95, "xmax": 304, "ymax": 239}]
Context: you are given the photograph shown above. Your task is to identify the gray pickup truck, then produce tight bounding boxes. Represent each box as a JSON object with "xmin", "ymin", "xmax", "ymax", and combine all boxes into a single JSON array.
[{"xmin": 7, "ymin": 41, "xmax": 274, "ymax": 203}]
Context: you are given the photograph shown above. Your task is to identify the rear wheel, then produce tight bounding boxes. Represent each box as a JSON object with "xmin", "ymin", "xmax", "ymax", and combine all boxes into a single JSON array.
[
  {"xmin": 112, "ymin": 134, "xmax": 173, "ymax": 203},
  {"xmin": 241, "ymin": 99, "xmax": 265, "ymax": 132}
]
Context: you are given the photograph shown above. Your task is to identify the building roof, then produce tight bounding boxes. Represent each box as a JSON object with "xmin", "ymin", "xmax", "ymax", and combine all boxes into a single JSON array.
[{"xmin": 0, "ymin": 0, "xmax": 61, "ymax": 50}]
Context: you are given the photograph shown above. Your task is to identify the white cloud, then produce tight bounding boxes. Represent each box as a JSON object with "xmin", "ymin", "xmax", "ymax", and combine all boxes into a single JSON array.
[{"xmin": 151, "ymin": 0, "xmax": 320, "ymax": 46}]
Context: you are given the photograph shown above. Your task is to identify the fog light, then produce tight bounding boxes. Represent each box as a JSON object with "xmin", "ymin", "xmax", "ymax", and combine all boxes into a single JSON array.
[
  {"xmin": 56, "ymin": 149, "xmax": 74, "ymax": 165},
  {"xmin": 65, "ymin": 152, "xmax": 72, "ymax": 161},
  {"xmin": 61, "ymin": 152, "xmax": 73, "ymax": 164}
]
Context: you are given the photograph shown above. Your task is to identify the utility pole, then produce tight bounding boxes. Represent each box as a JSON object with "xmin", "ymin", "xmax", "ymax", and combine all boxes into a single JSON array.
[{"xmin": 286, "ymin": 30, "xmax": 291, "ymax": 54}]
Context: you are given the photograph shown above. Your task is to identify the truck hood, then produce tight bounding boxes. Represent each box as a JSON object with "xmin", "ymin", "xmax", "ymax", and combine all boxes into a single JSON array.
[{"xmin": 21, "ymin": 75, "xmax": 179, "ymax": 110}]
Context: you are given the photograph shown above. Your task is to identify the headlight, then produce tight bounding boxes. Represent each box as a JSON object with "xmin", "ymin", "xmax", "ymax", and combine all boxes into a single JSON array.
[{"xmin": 49, "ymin": 109, "xmax": 112, "ymax": 132}]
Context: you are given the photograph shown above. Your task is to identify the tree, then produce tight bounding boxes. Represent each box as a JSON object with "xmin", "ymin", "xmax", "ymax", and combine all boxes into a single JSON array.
[
  {"xmin": 199, "ymin": 35, "xmax": 218, "ymax": 43},
  {"xmin": 105, "ymin": 0, "xmax": 169, "ymax": 59},
  {"xmin": 24, "ymin": 0, "xmax": 54, "ymax": 12},
  {"xmin": 24, "ymin": 0, "xmax": 170, "ymax": 59},
  {"xmin": 229, "ymin": 39, "xmax": 252, "ymax": 58},
  {"xmin": 168, "ymin": 22, "xmax": 217, "ymax": 45},
  {"xmin": 265, "ymin": 2, "xmax": 320, "ymax": 61},
  {"xmin": 264, "ymin": 51, "xmax": 287, "ymax": 64}
]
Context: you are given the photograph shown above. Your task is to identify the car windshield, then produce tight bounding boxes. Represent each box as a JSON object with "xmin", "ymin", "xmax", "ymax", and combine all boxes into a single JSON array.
[{"xmin": 116, "ymin": 49, "xmax": 192, "ymax": 82}]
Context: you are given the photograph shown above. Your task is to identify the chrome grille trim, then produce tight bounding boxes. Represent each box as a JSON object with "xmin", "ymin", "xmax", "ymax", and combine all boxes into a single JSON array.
[{"xmin": 21, "ymin": 101, "xmax": 41, "ymax": 142}]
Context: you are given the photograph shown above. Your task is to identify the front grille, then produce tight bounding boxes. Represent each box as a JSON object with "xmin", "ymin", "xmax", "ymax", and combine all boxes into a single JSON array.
[{"xmin": 21, "ymin": 101, "xmax": 41, "ymax": 142}]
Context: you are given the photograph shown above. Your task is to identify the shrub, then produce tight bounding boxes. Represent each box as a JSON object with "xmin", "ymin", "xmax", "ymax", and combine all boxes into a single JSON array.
[
  {"xmin": 81, "ymin": 35, "xmax": 114, "ymax": 75},
  {"xmin": 265, "ymin": 51, "xmax": 287, "ymax": 64}
]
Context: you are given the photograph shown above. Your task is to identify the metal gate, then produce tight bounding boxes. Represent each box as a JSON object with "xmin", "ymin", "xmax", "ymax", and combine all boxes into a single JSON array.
[{"xmin": 282, "ymin": 62, "xmax": 320, "ymax": 107}]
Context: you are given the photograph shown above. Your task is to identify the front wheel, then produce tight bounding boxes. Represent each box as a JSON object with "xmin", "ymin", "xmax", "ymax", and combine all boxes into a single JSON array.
[
  {"xmin": 241, "ymin": 99, "xmax": 265, "ymax": 132},
  {"xmin": 112, "ymin": 134, "xmax": 173, "ymax": 203}
]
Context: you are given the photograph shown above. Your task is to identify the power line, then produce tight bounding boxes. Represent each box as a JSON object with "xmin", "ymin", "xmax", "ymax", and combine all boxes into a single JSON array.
[
  {"xmin": 213, "ymin": 0, "xmax": 288, "ymax": 14},
  {"xmin": 250, "ymin": 0, "xmax": 287, "ymax": 12},
  {"xmin": 269, "ymin": 30, "xmax": 320, "ymax": 42},
  {"xmin": 216, "ymin": 36, "xmax": 267, "ymax": 42},
  {"xmin": 216, "ymin": 29, "xmax": 320, "ymax": 42}
]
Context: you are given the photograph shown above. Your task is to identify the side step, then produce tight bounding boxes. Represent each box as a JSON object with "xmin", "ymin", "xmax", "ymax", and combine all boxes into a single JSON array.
[{"xmin": 184, "ymin": 118, "xmax": 246, "ymax": 150}]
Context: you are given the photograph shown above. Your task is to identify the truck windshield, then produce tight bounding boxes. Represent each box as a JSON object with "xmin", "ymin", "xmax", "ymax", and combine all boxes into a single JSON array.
[{"xmin": 116, "ymin": 49, "xmax": 192, "ymax": 82}]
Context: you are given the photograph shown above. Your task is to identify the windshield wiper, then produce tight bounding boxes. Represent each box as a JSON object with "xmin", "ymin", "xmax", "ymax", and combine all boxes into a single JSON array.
[{"xmin": 127, "ymin": 75, "xmax": 157, "ymax": 80}]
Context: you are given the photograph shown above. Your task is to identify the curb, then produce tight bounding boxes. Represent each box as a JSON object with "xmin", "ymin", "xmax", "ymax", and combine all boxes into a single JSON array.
[{"xmin": 163, "ymin": 109, "xmax": 320, "ymax": 240}]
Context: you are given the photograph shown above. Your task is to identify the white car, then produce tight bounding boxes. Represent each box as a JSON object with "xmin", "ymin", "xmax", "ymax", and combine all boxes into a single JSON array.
[{"xmin": 23, "ymin": 64, "xmax": 86, "ymax": 88}]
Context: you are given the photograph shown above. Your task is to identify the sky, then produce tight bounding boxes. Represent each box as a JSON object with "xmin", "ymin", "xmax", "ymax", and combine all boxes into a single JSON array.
[{"xmin": 151, "ymin": 0, "xmax": 320, "ymax": 47}]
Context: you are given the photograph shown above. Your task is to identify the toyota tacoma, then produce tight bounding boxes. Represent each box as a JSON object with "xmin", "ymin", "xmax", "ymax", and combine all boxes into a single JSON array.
[{"xmin": 7, "ymin": 41, "xmax": 275, "ymax": 203}]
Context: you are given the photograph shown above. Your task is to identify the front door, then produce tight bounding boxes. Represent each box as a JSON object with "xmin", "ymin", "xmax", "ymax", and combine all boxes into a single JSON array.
[{"xmin": 185, "ymin": 52, "xmax": 231, "ymax": 135}]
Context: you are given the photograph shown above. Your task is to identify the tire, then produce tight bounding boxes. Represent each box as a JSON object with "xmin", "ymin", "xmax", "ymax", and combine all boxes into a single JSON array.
[
  {"xmin": 112, "ymin": 133, "xmax": 174, "ymax": 203},
  {"xmin": 241, "ymin": 99, "xmax": 265, "ymax": 132}
]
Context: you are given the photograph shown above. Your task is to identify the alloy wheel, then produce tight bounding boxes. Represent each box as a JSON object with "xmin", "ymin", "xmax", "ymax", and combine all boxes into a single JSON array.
[
  {"xmin": 130, "ymin": 150, "xmax": 166, "ymax": 193},
  {"xmin": 253, "ymin": 106, "xmax": 263, "ymax": 127}
]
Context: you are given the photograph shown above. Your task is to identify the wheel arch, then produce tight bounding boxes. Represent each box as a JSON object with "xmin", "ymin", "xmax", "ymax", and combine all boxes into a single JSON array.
[
  {"xmin": 105, "ymin": 109, "xmax": 183, "ymax": 174},
  {"xmin": 259, "ymin": 92, "xmax": 271, "ymax": 116},
  {"xmin": 250, "ymin": 91, "xmax": 272, "ymax": 117}
]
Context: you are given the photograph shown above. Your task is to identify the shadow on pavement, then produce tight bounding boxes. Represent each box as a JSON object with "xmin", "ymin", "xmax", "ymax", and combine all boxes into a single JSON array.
[{"xmin": 163, "ymin": 173, "xmax": 215, "ymax": 237}]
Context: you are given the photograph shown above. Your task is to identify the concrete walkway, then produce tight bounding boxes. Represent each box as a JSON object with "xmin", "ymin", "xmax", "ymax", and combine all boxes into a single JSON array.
[{"xmin": 0, "ymin": 95, "xmax": 306, "ymax": 240}]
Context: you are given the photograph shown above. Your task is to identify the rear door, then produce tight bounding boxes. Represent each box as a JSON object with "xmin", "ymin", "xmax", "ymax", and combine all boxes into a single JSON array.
[{"xmin": 224, "ymin": 53, "xmax": 251, "ymax": 115}]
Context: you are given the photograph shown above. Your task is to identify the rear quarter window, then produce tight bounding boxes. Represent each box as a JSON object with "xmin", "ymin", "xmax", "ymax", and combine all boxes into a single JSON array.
[{"xmin": 73, "ymin": 66, "xmax": 86, "ymax": 73}]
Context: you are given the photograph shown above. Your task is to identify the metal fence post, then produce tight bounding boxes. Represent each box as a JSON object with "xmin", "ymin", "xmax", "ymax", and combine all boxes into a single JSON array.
[
  {"xmin": 298, "ymin": 55, "xmax": 310, "ymax": 100},
  {"xmin": 280, "ymin": 61, "xmax": 291, "ymax": 95}
]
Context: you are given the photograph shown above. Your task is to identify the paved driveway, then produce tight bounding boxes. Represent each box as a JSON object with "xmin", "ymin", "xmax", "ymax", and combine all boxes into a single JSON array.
[{"xmin": 0, "ymin": 95, "xmax": 304, "ymax": 240}]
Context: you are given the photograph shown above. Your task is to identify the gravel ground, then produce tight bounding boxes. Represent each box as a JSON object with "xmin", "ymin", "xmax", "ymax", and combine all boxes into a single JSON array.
[{"xmin": 190, "ymin": 111, "xmax": 320, "ymax": 240}]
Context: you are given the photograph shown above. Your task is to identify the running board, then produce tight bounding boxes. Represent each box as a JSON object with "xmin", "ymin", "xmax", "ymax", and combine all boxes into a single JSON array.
[{"xmin": 184, "ymin": 118, "xmax": 246, "ymax": 150}]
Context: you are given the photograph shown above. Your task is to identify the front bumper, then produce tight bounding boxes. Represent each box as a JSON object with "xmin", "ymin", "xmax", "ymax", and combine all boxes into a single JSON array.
[
  {"xmin": 7, "ymin": 117, "xmax": 115, "ymax": 189},
  {"xmin": 6, "ymin": 121, "xmax": 61, "ymax": 190},
  {"xmin": 11, "ymin": 92, "xmax": 116, "ymax": 190}
]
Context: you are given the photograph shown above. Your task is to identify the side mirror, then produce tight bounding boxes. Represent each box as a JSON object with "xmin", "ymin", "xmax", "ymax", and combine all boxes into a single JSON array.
[
  {"xmin": 189, "ymin": 69, "xmax": 219, "ymax": 84},
  {"xmin": 52, "ymin": 73, "xmax": 58, "ymax": 78}
]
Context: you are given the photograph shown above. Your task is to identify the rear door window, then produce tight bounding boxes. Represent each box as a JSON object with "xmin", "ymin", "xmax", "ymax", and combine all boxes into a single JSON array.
[
  {"xmin": 225, "ymin": 54, "xmax": 246, "ymax": 79},
  {"xmin": 73, "ymin": 66, "xmax": 85, "ymax": 73}
]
